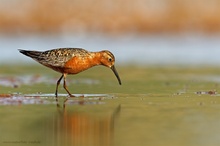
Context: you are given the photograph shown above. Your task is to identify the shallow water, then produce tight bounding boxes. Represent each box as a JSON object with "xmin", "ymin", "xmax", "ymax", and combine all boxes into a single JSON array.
[
  {"xmin": 1, "ymin": 93, "xmax": 220, "ymax": 146},
  {"xmin": 1, "ymin": 66, "xmax": 220, "ymax": 146}
]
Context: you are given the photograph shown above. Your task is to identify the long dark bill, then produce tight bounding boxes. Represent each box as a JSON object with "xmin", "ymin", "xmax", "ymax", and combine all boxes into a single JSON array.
[{"xmin": 111, "ymin": 65, "xmax": 122, "ymax": 85}]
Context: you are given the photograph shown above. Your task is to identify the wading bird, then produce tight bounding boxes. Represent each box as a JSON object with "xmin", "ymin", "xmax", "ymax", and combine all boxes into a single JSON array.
[{"xmin": 19, "ymin": 48, "xmax": 121, "ymax": 100}]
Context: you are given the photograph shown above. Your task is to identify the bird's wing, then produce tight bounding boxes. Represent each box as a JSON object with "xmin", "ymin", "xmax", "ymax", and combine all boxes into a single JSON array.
[{"xmin": 38, "ymin": 48, "xmax": 89, "ymax": 67}]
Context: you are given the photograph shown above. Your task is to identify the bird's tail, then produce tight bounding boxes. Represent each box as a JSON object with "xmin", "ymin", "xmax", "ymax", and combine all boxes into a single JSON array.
[{"xmin": 18, "ymin": 49, "xmax": 42, "ymax": 59}]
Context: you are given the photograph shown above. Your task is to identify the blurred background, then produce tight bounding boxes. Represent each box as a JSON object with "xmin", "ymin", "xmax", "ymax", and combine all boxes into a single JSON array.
[{"xmin": 0, "ymin": 0, "xmax": 220, "ymax": 65}]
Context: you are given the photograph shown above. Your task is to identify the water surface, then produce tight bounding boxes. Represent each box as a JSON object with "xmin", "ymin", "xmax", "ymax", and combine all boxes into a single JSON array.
[{"xmin": 1, "ymin": 66, "xmax": 220, "ymax": 146}]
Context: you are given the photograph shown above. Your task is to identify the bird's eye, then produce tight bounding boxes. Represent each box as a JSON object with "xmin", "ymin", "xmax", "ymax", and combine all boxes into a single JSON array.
[{"xmin": 108, "ymin": 58, "xmax": 112, "ymax": 62}]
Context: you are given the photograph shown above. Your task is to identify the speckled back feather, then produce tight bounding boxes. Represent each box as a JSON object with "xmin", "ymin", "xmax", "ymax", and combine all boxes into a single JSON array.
[{"xmin": 19, "ymin": 48, "xmax": 90, "ymax": 67}]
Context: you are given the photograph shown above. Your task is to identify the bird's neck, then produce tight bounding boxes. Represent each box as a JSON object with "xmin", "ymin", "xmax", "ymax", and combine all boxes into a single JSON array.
[{"xmin": 90, "ymin": 52, "xmax": 103, "ymax": 66}]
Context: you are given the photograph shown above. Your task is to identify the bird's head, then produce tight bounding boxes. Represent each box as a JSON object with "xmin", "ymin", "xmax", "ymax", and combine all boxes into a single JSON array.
[{"xmin": 100, "ymin": 50, "xmax": 121, "ymax": 85}]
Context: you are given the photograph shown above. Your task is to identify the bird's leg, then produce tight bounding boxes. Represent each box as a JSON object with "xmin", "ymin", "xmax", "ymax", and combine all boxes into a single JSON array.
[
  {"xmin": 56, "ymin": 74, "xmax": 64, "ymax": 97},
  {"xmin": 55, "ymin": 75, "xmax": 63, "ymax": 106},
  {"xmin": 63, "ymin": 74, "xmax": 75, "ymax": 97}
]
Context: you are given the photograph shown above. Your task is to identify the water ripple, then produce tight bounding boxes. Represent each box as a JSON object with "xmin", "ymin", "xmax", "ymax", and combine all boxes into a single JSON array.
[{"xmin": 0, "ymin": 93, "xmax": 114, "ymax": 105}]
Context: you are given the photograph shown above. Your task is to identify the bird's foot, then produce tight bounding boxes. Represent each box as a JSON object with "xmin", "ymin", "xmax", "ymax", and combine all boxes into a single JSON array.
[{"xmin": 68, "ymin": 94, "xmax": 75, "ymax": 97}]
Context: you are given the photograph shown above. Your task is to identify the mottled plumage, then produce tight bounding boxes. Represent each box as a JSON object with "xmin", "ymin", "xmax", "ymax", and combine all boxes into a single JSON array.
[
  {"xmin": 41, "ymin": 48, "xmax": 90, "ymax": 66},
  {"xmin": 19, "ymin": 48, "xmax": 121, "ymax": 100},
  {"xmin": 19, "ymin": 48, "xmax": 91, "ymax": 71}
]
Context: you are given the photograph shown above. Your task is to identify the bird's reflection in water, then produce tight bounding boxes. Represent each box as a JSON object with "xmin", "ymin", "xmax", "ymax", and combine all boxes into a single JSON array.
[{"xmin": 44, "ymin": 101, "xmax": 121, "ymax": 146}]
